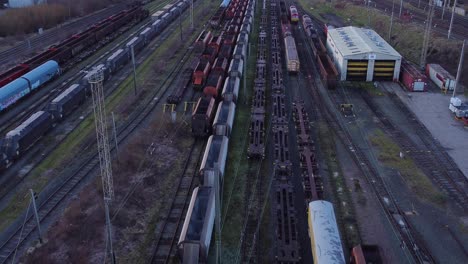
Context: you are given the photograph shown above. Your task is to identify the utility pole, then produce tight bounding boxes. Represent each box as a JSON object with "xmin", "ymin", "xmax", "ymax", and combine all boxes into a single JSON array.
[
  {"xmin": 111, "ymin": 112, "xmax": 119, "ymax": 160},
  {"xmin": 453, "ymin": 39, "xmax": 466, "ymax": 95},
  {"xmin": 179, "ymin": 9, "xmax": 183, "ymax": 41},
  {"xmin": 131, "ymin": 46, "xmax": 137, "ymax": 96},
  {"xmin": 420, "ymin": 0, "xmax": 435, "ymax": 68},
  {"xmin": 441, "ymin": 0, "xmax": 447, "ymax": 19},
  {"xmin": 448, "ymin": 0, "xmax": 457, "ymax": 39},
  {"xmin": 399, "ymin": 0, "xmax": 404, "ymax": 17},
  {"xmin": 190, "ymin": 0, "xmax": 194, "ymax": 29},
  {"xmin": 389, "ymin": 0, "xmax": 395, "ymax": 40},
  {"xmin": 29, "ymin": 189, "xmax": 42, "ymax": 244},
  {"xmin": 88, "ymin": 68, "xmax": 115, "ymax": 264},
  {"xmin": 214, "ymin": 163, "xmax": 221, "ymax": 264}
]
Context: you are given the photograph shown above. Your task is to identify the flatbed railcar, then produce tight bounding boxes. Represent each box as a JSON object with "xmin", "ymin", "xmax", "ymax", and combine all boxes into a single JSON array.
[{"xmin": 167, "ymin": 68, "xmax": 194, "ymax": 104}]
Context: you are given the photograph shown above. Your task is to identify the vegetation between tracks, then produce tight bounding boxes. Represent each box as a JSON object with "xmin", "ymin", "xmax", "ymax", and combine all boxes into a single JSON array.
[
  {"xmin": 369, "ymin": 129, "xmax": 447, "ymax": 206},
  {"xmin": 0, "ymin": 0, "xmax": 210, "ymax": 234},
  {"xmin": 317, "ymin": 121, "xmax": 361, "ymax": 249},
  {"xmin": 217, "ymin": 3, "xmax": 261, "ymax": 262}
]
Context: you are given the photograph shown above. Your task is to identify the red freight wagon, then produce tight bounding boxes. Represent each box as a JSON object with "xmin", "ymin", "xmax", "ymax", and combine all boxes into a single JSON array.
[
  {"xmin": 208, "ymin": 35, "xmax": 223, "ymax": 53},
  {"xmin": 400, "ymin": 61, "xmax": 427, "ymax": 92},
  {"xmin": 201, "ymin": 46, "xmax": 218, "ymax": 64},
  {"xmin": 317, "ymin": 54, "xmax": 338, "ymax": 89},
  {"xmin": 212, "ymin": 57, "xmax": 229, "ymax": 74},
  {"xmin": 0, "ymin": 65, "xmax": 30, "ymax": 88},
  {"xmin": 203, "ymin": 72, "xmax": 225, "ymax": 98},
  {"xmin": 195, "ymin": 30, "xmax": 213, "ymax": 52},
  {"xmin": 223, "ymin": 34, "xmax": 237, "ymax": 45},
  {"xmin": 193, "ymin": 59, "xmax": 211, "ymax": 88}
]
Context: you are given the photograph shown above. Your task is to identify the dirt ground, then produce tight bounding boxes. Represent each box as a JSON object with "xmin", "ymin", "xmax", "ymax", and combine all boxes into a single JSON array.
[{"xmin": 21, "ymin": 118, "xmax": 193, "ymax": 263}]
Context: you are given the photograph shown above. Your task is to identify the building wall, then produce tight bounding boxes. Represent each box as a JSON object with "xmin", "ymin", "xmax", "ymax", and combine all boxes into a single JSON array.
[{"xmin": 326, "ymin": 32, "xmax": 402, "ymax": 82}]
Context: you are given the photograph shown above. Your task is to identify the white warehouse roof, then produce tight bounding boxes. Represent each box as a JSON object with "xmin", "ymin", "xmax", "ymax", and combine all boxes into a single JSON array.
[
  {"xmin": 308, "ymin": 201, "xmax": 345, "ymax": 264},
  {"xmin": 328, "ymin": 26, "xmax": 401, "ymax": 59}
]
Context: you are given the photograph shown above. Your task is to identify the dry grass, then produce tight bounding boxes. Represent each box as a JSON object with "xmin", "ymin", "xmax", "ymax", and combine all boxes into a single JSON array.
[
  {"xmin": 369, "ymin": 129, "xmax": 447, "ymax": 206},
  {"xmin": 0, "ymin": 0, "xmax": 120, "ymax": 37}
]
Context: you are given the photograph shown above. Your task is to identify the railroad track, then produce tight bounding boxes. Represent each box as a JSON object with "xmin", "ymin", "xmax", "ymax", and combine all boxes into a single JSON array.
[
  {"xmin": 0, "ymin": 4, "xmax": 128, "ymax": 68},
  {"xmin": 0, "ymin": 0, "xmax": 185, "ymax": 201},
  {"xmin": 0, "ymin": 0, "xmax": 172, "ymax": 69},
  {"xmin": 357, "ymin": 87, "xmax": 468, "ymax": 209},
  {"xmin": 292, "ymin": 10, "xmax": 436, "ymax": 263},
  {"xmin": 0, "ymin": 20, "xmax": 198, "ymax": 263},
  {"xmin": 0, "ymin": 0, "xmax": 174, "ymax": 136},
  {"xmin": 368, "ymin": 0, "xmax": 468, "ymax": 39},
  {"xmin": 148, "ymin": 139, "xmax": 204, "ymax": 264}
]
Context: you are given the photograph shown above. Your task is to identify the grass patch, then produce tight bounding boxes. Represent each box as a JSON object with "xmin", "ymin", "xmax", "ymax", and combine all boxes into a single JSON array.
[
  {"xmin": 0, "ymin": 2, "xmax": 213, "ymax": 233},
  {"xmin": 217, "ymin": 3, "xmax": 261, "ymax": 262},
  {"xmin": 369, "ymin": 129, "xmax": 447, "ymax": 206},
  {"xmin": 317, "ymin": 121, "xmax": 361, "ymax": 249},
  {"xmin": 358, "ymin": 81, "xmax": 384, "ymax": 96}
]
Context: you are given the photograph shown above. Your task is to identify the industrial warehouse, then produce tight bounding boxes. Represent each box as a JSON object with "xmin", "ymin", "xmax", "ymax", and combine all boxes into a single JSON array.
[
  {"xmin": 0, "ymin": 0, "xmax": 466, "ymax": 263},
  {"xmin": 326, "ymin": 26, "xmax": 402, "ymax": 82}
]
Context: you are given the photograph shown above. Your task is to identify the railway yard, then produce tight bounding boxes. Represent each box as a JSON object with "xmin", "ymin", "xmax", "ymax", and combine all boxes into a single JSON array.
[{"xmin": 0, "ymin": 0, "xmax": 467, "ymax": 263}]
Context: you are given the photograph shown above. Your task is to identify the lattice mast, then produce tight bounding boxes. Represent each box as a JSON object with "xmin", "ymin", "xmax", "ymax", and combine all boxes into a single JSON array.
[
  {"xmin": 88, "ymin": 68, "xmax": 115, "ymax": 264},
  {"xmin": 420, "ymin": 0, "xmax": 435, "ymax": 67}
]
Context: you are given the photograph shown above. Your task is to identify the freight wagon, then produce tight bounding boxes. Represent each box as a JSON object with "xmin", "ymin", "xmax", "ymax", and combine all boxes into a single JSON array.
[
  {"xmin": 47, "ymin": 84, "xmax": 86, "ymax": 120},
  {"xmin": 177, "ymin": 186, "xmax": 215, "ymax": 264},
  {"xmin": 218, "ymin": 44, "xmax": 234, "ymax": 59},
  {"xmin": 2, "ymin": 111, "xmax": 54, "ymax": 158},
  {"xmin": 203, "ymin": 72, "xmax": 225, "ymax": 98},
  {"xmin": 222, "ymin": 76, "xmax": 240, "ymax": 102},
  {"xmin": 167, "ymin": 68, "xmax": 194, "ymax": 104},
  {"xmin": 208, "ymin": 35, "xmax": 223, "ymax": 53},
  {"xmin": 0, "ymin": 61, "xmax": 60, "ymax": 111},
  {"xmin": 106, "ymin": 49, "xmax": 130, "ymax": 73},
  {"xmin": 400, "ymin": 61, "xmax": 427, "ymax": 92},
  {"xmin": 213, "ymin": 101, "xmax": 236, "ymax": 137},
  {"xmin": 289, "ymin": 5, "xmax": 299, "ymax": 23},
  {"xmin": 193, "ymin": 60, "xmax": 211, "ymax": 88},
  {"xmin": 233, "ymin": 43, "xmax": 247, "ymax": 60},
  {"xmin": 317, "ymin": 54, "xmax": 338, "ymax": 89},
  {"xmin": 426, "ymin": 63, "xmax": 455, "ymax": 91},
  {"xmin": 211, "ymin": 57, "xmax": 229, "ymax": 75},
  {"xmin": 195, "ymin": 30, "xmax": 213, "ymax": 52},
  {"xmin": 192, "ymin": 96, "xmax": 216, "ymax": 137},
  {"xmin": 228, "ymin": 58, "xmax": 244, "ymax": 78},
  {"xmin": 308, "ymin": 201, "xmax": 345, "ymax": 264},
  {"xmin": 199, "ymin": 135, "xmax": 229, "ymax": 187},
  {"xmin": 284, "ymin": 35, "xmax": 300, "ymax": 72},
  {"xmin": 202, "ymin": 46, "xmax": 218, "ymax": 64},
  {"xmin": 126, "ymin": 37, "xmax": 145, "ymax": 54}
]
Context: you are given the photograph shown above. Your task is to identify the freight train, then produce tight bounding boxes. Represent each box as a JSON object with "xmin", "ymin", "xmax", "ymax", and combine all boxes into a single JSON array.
[
  {"xmin": 281, "ymin": 21, "xmax": 300, "ymax": 72},
  {"xmin": 191, "ymin": 0, "xmax": 251, "ymax": 137},
  {"xmin": 178, "ymin": 0, "xmax": 255, "ymax": 262},
  {"xmin": 301, "ymin": 14, "xmax": 338, "ymax": 88},
  {"xmin": 0, "ymin": 0, "xmax": 194, "ymax": 171},
  {"xmin": 0, "ymin": 2, "xmax": 149, "ymax": 113}
]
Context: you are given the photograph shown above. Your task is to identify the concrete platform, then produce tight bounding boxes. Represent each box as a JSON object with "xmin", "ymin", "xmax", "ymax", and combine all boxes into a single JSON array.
[{"xmin": 382, "ymin": 82, "xmax": 468, "ymax": 178}]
